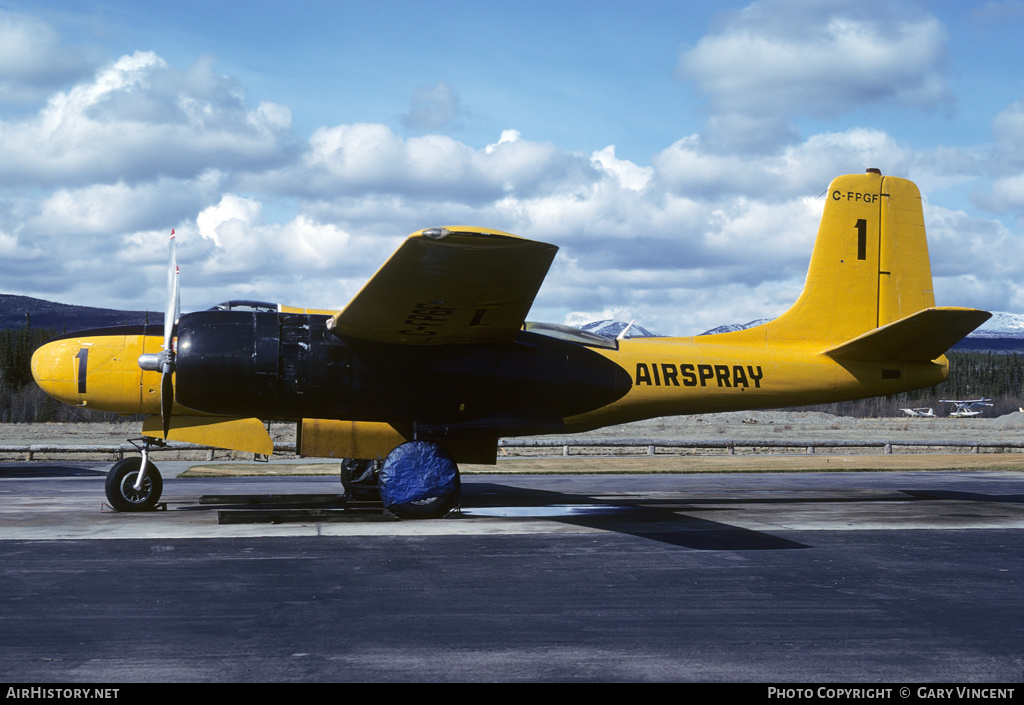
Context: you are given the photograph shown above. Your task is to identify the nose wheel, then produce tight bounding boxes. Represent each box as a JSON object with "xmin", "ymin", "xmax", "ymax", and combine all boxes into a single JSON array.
[{"xmin": 105, "ymin": 456, "xmax": 163, "ymax": 512}]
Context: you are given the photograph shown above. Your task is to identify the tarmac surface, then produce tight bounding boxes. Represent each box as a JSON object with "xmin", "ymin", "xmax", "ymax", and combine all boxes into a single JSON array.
[{"xmin": 0, "ymin": 460, "xmax": 1022, "ymax": 683}]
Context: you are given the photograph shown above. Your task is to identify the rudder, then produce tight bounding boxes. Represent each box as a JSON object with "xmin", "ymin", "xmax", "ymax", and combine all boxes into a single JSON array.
[{"xmin": 877, "ymin": 175, "xmax": 935, "ymax": 326}]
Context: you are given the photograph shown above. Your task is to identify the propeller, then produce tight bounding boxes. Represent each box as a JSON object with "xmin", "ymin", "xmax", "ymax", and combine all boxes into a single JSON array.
[{"xmin": 138, "ymin": 230, "xmax": 180, "ymax": 439}]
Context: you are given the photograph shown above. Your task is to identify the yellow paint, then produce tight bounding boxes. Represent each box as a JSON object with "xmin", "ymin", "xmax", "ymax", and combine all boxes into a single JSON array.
[
  {"xmin": 31, "ymin": 330, "xmax": 162, "ymax": 415},
  {"xmin": 329, "ymin": 226, "xmax": 558, "ymax": 345},
  {"xmin": 566, "ymin": 337, "xmax": 946, "ymax": 433},
  {"xmin": 278, "ymin": 303, "xmax": 336, "ymax": 315},
  {"xmin": 141, "ymin": 415, "xmax": 273, "ymax": 455},
  {"xmin": 299, "ymin": 419, "xmax": 408, "ymax": 459}
]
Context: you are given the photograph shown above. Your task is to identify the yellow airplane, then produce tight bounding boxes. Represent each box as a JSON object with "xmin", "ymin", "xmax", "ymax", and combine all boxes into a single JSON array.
[{"xmin": 31, "ymin": 170, "xmax": 991, "ymax": 516}]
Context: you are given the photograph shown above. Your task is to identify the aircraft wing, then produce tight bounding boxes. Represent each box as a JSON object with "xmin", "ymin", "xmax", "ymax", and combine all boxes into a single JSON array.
[
  {"xmin": 141, "ymin": 415, "xmax": 274, "ymax": 455},
  {"xmin": 328, "ymin": 227, "xmax": 558, "ymax": 345}
]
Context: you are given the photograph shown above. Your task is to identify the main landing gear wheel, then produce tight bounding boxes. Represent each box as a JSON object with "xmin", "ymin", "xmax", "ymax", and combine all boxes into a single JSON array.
[
  {"xmin": 105, "ymin": 457, "xmax": 163, "ymax": 512},
  {"xmin": 379, "ymin": 441, "xmax": 461, "ymax": 519},
  {"xmin": 340, "ymin": 458, "xmax": 381, "ymax": 501}
]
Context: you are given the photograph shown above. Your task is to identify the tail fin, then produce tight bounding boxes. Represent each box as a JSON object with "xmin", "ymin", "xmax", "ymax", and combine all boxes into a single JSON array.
[{"xmin": 769, "ymin": 170, "xmax": 938, "ymax": 344}]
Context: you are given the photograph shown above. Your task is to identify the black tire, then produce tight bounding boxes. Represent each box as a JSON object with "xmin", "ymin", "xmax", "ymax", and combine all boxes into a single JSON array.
[
  {"xmin": 340, "ymin": 458, "xmax": 381, "ymax": 501},
  {"xmin": 105, "ymin": 457, "xmax": 163, "ymax": 512}
]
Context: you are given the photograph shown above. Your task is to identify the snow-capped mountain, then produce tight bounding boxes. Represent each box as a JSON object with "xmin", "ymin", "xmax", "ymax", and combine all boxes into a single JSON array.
[
  {"xmin": 694, "ymin": 310, "xmax": 1024, "ymax": 352},
  {"xmin": 968, "ymin": 311, "xmax": 1024, "ymax": 339},
  {"xmin": 578, "ymin": 320, "xmax": 663, "ymax": 339},
  {"xmin": 698, "ymin": 319, "xmax": 773, "ymax": 336}
]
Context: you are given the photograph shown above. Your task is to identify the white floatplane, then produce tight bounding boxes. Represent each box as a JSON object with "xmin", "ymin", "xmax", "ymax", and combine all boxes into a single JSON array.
[
  {"xmin": 940, "ymin": 399, "xmax": 994, "ymax": 418},
  {"xmin": 900, "ymin": 407, "xmax": 935, "ymax": 417}
]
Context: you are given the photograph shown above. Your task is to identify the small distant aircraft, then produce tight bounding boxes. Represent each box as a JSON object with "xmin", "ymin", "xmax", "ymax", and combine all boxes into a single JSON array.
[
  {"xmin": 940, "ymin": 398, "xmax": 994, "ymax": 418},
  {"xmin": 31, "ymin": 170, "xmax": 991, "ymax": 516},
  {"xmin": 900, "ymin": 407, "xmax": 936, "ymax": 418}
]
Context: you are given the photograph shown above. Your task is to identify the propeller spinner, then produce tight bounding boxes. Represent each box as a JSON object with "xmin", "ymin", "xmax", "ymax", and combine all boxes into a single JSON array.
[{"xmin": 137, "ymin": 230, "xmax": 180, "ymax": 438}]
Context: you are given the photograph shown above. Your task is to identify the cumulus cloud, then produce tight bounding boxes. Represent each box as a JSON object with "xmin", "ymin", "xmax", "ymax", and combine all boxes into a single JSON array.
[
  {"xmin": 9, "ymin": 93, "xmax": 984, "ymax": 334},
  {"xmin": 677, "ymin": 0, "xmax": 952, "ymax": 151},
  {"xmin": 591, "ymin": 146, "xmax": 653, "ymax": 191},
  {"xmin": 0, "ymin": 51, "xmax": 293, "ymax": 187},
  {"xmin": 255, "ymin": 122, "xmax": 599, "ymax": 204},
  {"xmin": 652, "ymin": 128, "xmax": 912, "ymax": 200},
  {"xmin": 27, "ymin": 174, "xmax": 225, "ymax": 237}
]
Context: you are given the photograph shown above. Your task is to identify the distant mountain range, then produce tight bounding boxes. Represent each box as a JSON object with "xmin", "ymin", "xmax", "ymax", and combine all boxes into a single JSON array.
[
  {"xmin": 577, "ymin": 312, "xmax": 1024, "ymax": 354},
  {"xmin": 577, "ymin": 320, "xmax": 663, "ymax": 339},
  {"xmin": 950, "ymin": 310, "xmax": 1024, "ymax": 352},
  {"xmin": 698, "ymin": 318, "xmax": 774, "ymax": 336},
  {"xmin": 0, "ymin": 294, "xmax": 151, "ymax": 333},
  {"xmin": 696, "ymin": 312, "xmax": 1024, "ymax": 353},
  {"xmin": 560, "ymin": 314, "xmax": 1024, "ymax": 353},
  {"xmin": 962, "ymin": 310, "xmax": 1024, "ymax": 338},
  {"xmin": 3, "ymin": 294, "xmax": 1023, "ymax": 352}
]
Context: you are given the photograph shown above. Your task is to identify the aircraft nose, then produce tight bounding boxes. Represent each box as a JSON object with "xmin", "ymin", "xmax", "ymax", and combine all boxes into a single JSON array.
[
  {"xmin": 30, "ymin": 338, "xmax": 82, "ymax": 407},
  {"xmin": 30, "ymin": 328, "xmax": 162, "ymax": 415}
]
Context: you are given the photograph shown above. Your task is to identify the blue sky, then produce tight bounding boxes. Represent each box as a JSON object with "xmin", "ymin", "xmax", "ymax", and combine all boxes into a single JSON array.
[{"xmin": 3, "ymin": 0, "xmax": 1024, "ymax": 334}]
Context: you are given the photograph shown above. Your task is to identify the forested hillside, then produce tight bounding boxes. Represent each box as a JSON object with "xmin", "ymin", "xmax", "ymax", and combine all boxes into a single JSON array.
[
  {"xmin": 1, "ymin": 324, "xmax": 1022, "ymax": 422},
  {"xmin": 801, "ymin": 350, "xmax": 1024, "ymax": 418}
]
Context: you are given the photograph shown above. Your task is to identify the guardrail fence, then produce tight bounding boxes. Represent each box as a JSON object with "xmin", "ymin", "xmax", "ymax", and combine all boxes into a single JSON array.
[{"xmin": 3, "ymin": 438, "xmax": 1024, "ymax": 462}]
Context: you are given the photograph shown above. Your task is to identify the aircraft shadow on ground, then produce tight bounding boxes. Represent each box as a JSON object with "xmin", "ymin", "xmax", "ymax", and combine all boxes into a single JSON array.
[
  {"xmin": 461, "ymin": 482, "xmax": 811, "ymax": 551},
  {"xmin": 119, "ymin": 478, "xmax": 1024, "ymax": 550},
  {"xmin": 167, "ymin": 477, "xmax": 814, "ymax": 550},
  {"xmin": 460, "ymin": 481, "xmax": 1024, "ymax": 549}
]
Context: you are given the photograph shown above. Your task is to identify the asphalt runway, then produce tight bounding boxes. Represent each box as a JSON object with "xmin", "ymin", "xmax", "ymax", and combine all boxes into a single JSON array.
[{"xmin": 0, "ymin": 462, "xmax": 1022, "ymax": 683}]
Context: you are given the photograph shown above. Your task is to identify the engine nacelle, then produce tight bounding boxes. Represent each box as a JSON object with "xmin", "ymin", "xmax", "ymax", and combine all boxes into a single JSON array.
[
  {"xmin": 174, "ymin": 309, "xmax": 632, "ymax": 432},
  {"xmin": 175, "ymin": 310, "xmax": 347, "ymax": 418}
]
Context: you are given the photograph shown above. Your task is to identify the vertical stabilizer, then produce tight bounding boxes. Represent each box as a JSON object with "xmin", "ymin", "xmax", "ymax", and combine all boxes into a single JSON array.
[{"xmin": 768, "ymin": 170, "xmax": 935, "ymax": 345}]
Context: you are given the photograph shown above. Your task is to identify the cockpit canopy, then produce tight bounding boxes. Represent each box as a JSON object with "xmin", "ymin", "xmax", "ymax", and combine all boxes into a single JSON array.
[{"xmin": 207, "ymin": 300, "xmax": 281, "ymax": 313}]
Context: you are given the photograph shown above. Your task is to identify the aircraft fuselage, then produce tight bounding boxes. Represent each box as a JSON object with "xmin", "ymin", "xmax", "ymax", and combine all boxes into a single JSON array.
[{"xmin": 32, "ymin": 309, "xmax": 947, "ymax": 439}]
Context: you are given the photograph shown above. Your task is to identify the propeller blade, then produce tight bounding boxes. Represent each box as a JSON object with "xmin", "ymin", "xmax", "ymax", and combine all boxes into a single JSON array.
[
  {"xmin": 137, "ymin": 230, "xmax": 182, "ymax": 440},
  {"xmin": 160, "ymin": 230, "xmax": 179, "ymax": 439},
  {"xmin": 160, "ymin": 366, "xmax": 174, "ymax": 439},
  {"xmin": 163, "ymin": 230, "xmax": 179, "ymax": 354}
]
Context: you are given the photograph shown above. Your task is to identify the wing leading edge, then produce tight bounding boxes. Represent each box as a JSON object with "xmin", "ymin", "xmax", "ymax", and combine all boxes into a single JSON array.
[{"xmin": 328, "ymin": 227, "xmax": 558, "ymax": 345}]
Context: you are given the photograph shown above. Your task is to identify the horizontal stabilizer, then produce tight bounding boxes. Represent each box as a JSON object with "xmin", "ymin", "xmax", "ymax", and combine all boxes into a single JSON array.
[{"xmin": 823, "ymin": 308, "xmax": 991, "ymax": 363}]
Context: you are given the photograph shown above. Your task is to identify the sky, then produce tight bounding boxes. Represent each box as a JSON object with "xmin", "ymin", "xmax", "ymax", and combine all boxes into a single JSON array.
[{"xmin": 3, "ymin": 0, "xmax": 1024, "ymax": 335}]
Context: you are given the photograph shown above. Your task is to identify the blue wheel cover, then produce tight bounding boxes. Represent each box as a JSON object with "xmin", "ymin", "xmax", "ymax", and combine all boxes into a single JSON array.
[{"xmin": 379, "ymin": 441, "xmax": 458, "ymax": 508}]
